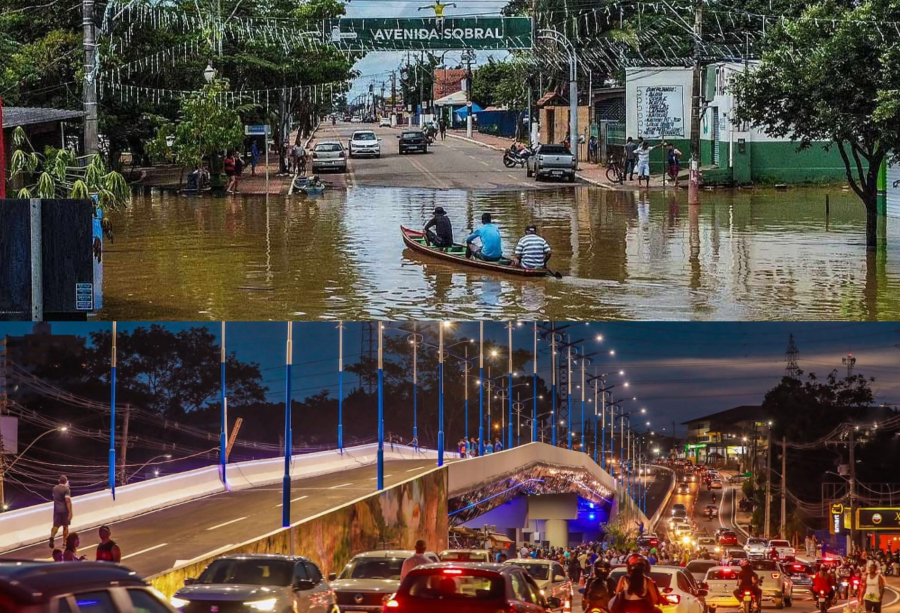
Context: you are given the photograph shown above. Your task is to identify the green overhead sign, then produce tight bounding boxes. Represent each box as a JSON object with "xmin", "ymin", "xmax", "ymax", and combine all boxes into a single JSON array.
[{"xmin": 324, "ymin": 17, "xmax": 533, "ymax": 51}]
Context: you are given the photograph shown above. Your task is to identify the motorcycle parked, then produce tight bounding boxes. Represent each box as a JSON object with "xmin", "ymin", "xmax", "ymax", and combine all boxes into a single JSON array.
[{"xmin": 503, "ymin": 143, "xmax": 533, "ymax": 168}]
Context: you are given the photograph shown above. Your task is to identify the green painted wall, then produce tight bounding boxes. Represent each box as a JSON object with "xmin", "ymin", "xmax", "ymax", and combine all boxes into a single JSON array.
[{"xmin": 749, "ymin": 141, "xmax": 846, "ymax": 183}]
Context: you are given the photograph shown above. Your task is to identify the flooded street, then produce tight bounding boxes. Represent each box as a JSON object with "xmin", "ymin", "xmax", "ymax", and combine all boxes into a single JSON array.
[{"xmin": 102, "ymin": 186, "xmax": 900, "ymax": 321}]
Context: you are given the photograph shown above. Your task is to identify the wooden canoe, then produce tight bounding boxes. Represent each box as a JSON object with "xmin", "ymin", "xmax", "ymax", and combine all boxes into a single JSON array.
[{"xmin": 400, "ymin": 226, "xmax": 550, "ymax": 278}]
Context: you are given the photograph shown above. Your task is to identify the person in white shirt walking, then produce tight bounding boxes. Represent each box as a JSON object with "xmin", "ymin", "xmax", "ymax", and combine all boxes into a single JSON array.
[
  {"xmin": 400, "ymin": 540, "xmax": 431, "ymax": 581},
  {"xmin": 635, "ymin": 140, "xmax": 662, "ymax": 188},
  {"xmin": 860, "ymin": 563, "xmax": 885, "ymax": 613}
]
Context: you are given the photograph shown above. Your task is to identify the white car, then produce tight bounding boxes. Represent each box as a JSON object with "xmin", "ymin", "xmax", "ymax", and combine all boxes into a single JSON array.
[
  {"xmin": 379, "ymin": 117, "xmax": 391, "ymax": 127},
  {"xmin": 503, "ymin": 559, "xmax": 572, "ymax": 611},
  {"xmin": 438, "ymin": 549, "xmax": 491, "ymax": 563},
  {"xmin": 611, "ymin": 566, "xmax": 706, "ymax": 613},
  {"xmin": 703, "ymin": 566, "xmax": 743, "ymax": 607},
  {"xmin": 745, "ymin": 537, "xmax": 769, "ymax": 557},
  {"xmin": 311, "ymin": 141, "xmax": 347, "ymax": 173},
  {"xmin": 686, "ymin": 559, "xmax": 720, "ymax": 584},
  {"xmin": 348, "ymin": 130, "xmax": 381, "ymax": 158},
  {"xmin": 768, "ymin": 539, "xmax": 796, "ymax": 559},
  {"xmin": 350, "ymin": 116, "xmax": 363, "ymax": 123}
]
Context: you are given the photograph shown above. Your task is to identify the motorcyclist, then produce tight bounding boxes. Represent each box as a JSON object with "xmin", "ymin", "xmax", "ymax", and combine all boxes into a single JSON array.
[
  {"xmin": 583, "ymin": 559, "xmax": 615, "ymax": 612},
  {"xmin": 712, "ymin": 493, "xmax": 717, "ymax": 504},
  {"xmin": 612, "ymin": 554, "xmax": 662, "ymax": 613},
  {"xmin": 812, "ymin": 565, "xmax": 836, "ymax": 601},
  {"xmin": 733, "ymin": 559, "xmax": 762, "ymax": 612}
]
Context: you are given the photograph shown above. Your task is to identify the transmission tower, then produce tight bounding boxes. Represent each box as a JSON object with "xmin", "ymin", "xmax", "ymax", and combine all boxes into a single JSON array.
[
  {"xmin": 784, "ymin": 334, "xmax": 800, "ymax": 379},
  {"xmin": 360, "ymin": 322, "xmax": 377, "ymax": 394},
  {"xmin": 842, "ymin": 352, "xmax": 856, "ymax": 379}
]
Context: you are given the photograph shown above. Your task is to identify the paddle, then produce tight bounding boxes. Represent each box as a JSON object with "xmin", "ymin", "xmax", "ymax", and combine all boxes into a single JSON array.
[{"xmin": 544, "ymin": 266, "xmax": 563, "ymax": 279}]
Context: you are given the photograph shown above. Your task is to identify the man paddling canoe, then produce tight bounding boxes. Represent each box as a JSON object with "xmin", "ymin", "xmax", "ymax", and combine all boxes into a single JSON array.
[
  {"xmin": 513, "ymin": 224, "xmax": 552, "ymax": 269},
  {"xmin": 423, "ymin": 206, "xmax": 453, "ymax": 248}
]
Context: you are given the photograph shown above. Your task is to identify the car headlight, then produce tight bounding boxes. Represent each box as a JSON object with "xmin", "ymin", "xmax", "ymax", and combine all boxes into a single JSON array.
[
  {"xmin": 246, "ymin": 598, "xmax": 278, "ymax": 611},
  {"xmin": 170, "ymin": 596, "xmax": 190, "ymax": 609}
]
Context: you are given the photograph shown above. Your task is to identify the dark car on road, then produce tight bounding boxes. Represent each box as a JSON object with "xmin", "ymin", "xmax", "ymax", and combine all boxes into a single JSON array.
[
  {"xmin": 384, "ymin": 562, "xmax": 559, "ymax": 613},
  {"xmin": 0, "ymin": 559, "xmax": 177, "ymax": 613},
  {"xmin": 398, "ymin": 131, "xmax": 428, "ymax": 154},
  {"xmin": 170, "ymin": 554, "xmax": 336, "ymax": 613}
]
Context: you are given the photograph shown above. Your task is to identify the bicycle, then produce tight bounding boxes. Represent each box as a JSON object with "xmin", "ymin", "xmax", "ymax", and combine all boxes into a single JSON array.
[{"xmin": 605, "ymin": 155, "xmax": 625, "ymax": 184}]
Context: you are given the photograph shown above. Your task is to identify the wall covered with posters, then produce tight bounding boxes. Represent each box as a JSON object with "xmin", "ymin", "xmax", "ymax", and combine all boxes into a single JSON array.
[{"xmin": 151, "ymin": 467, "xmax": 448, "ymax": 598}]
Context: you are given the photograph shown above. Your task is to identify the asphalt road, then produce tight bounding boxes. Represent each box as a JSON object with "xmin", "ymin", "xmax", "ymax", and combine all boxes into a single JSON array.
[
  {"xmin": 311, "ymin": 122, "xmax": 547, "ymax": 190},
  {"xmin": 1, "ymin": 459, "xmax": 436, "ymax": 577},
  {"xmin": 642, "ymin": 469, "xmax": 675, "ymax": 521},
  {"xmin": 654, "ymin": 473, "xmax": 900, "ymax": 613}
]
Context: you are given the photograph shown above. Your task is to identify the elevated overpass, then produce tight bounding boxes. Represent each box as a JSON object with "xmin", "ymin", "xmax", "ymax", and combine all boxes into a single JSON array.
[{"xmin": 0, "ymin": 442, "xmax": 671, "ymax": 597}]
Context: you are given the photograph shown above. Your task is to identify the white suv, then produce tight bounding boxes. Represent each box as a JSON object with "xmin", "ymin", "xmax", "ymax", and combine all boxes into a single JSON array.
[{"xmin": 379, "ymin": 117, "xmax": 391, "ymax": 127}]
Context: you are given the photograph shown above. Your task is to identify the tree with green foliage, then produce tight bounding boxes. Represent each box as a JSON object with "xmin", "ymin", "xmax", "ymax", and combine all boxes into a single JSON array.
[
  {"xmin": 145, "ymin": 78, "xmax": 251, "ymax": 183},
  {"xmin": 731, "ymin": 0, "xmax": 900, "ymax": 247}
]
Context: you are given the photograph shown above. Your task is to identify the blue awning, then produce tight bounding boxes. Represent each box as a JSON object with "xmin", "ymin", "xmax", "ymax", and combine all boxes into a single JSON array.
[{"xmin": 454, "ymin": 103, "xmax": 483, "ymax": 120}]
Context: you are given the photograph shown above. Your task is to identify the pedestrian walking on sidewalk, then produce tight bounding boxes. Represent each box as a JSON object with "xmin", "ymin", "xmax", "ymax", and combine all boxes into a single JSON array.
[
  {"xmin": 250, "ymin": 142, "xmax": 260, "ymax": 176},
  {"xmin": 49, "ymin": 475, "xmax": 72, "ymax": 549}
]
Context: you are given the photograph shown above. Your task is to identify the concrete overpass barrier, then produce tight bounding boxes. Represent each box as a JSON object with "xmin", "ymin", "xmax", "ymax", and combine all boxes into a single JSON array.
[
  {"xmin": 0, "ymin": 443, "xmax": 437, "ymax": 553},
  {"xmin": 648, "ymin": 465, "xmax": 676, "ymax": 532}
]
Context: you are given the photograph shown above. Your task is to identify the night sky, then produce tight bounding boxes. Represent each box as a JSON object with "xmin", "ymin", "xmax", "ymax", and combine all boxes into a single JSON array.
[{"xmin": 2, "ymin": 321, "xmax": 898, "ymax": 434}]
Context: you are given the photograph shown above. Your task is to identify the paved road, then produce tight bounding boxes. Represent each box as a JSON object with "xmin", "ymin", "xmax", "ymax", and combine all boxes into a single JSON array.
[
  {"xmin": 653, "ymin": 474, "xmax": 900, "ymax": 613},
  {"xmin": 310, "ymin": 122, "xmax": 548, "ymax": 190},
  {"xmin": 1, "ymin": 459, "xmax": 436, "ymax": 577},
  {"xmin": 641, "ymin": 469, "xmax": 674, "ymax": 521}
]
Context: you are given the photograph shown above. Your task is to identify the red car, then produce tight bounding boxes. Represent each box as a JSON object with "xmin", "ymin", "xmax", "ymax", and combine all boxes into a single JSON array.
[
  {"xmin": 384, "ymin": 563, "xmax": 560, "ymax": 613},
  {"xmin": 719, "ymin": 531, "xmax": 739, "ymax": 546}
]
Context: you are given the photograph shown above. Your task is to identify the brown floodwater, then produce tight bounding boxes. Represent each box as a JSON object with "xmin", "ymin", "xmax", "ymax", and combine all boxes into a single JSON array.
[{"xmin": 101, "ymin": 186, "xmax": 900, "ymax": 321}]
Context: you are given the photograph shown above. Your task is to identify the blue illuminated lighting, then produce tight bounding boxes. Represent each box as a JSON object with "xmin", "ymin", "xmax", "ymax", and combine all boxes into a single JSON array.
[
  {"xmin": 589, "ymin": 513, "xmax": 596, "ymax": 521},
  {"xmin": 589, "ymin": 502, "xmax": 594, "ymax": 509}
]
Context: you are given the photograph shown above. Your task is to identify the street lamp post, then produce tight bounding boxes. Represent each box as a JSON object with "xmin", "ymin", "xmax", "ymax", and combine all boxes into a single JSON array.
[
  {"xmin": 479, "ymin": 322, "xmax": 485, "ymax": 456},
  {"xmin": 338, "ymin": 321, "xmax": 344, "ymax": 453},
  {"xmin": 220, "ymin": 322, "xmax": 227, "ymax": 485},
  {"xmin": 3, "ymin": 426, "xmax": 68, "ymax": 476},
  {"xmin": 110, "ymin": 321, "xmax": 117, "ymax": 500},
  {"xmin": 551, "ymin": 334, "xmax": 558, "ymax": 446},
  {"xmin": 282, "ymin": 322, "xmax": 293, "ymax": 527},
  {"xmin": 532, "ymin": 323, "xmax": 538, "ymax": 444},
  {"xmin": 438, "ymin": 322, "xmax": 445, "ymax": 467},
  {"xmin": 580, "ymin": 349, "xmax": 587, "ymax": 454},
  {"xmin": 377, "ymin": 323, "xmax": 385, "ymax": 489},
  {"xmin": 538, "ymin": 29, "xmax": 578, "ymax": 165},
  {"xmin": 567, "ymin": 345, "xmax": 573, "ymax": 451},
  {"xmin": 507, "ymin": 322, "xmax": 513, "ymax": 450},
  {"xmin": 127, "ymin": 453, "xmax": 172, "ymax": 483}
]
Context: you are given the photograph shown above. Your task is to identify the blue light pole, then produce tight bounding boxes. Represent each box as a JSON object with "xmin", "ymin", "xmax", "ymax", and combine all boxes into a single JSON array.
[
  {"xmin": 220, "ymin": 322, "xmax": 227, "ymax": 485},
  {"xmin": 377, "ymin": 322, "xmax": 385, "ymax": 489},
  {"xmin": 551, "ymin": 333, "xmax": 557, "ymax": 446},
  {"xmin": 282, "ymin": 322, "xmax": 293, "ymax": 527},
  {"xmin": 411, "ymin": 323, "xmax": 419, "ymax": 450},
  {"xmin": 109, "ymin": 322, "xmax": 117, "ymax": 499},
  {"xmin": 532, "ymin": 323, "xmax": 538, "ymax": 443},
  {"xmin": 338, "ymin": 322, "xmax": 344, "ymax": 453},
  {"xmin": 507, "ymin": 322, "xmax": 513, "ymax": 450},
  {"xmin": 478, "ymin": 322, "xmax": 485, "ymax": 456},
  {"xmin": 580, "ymin": 349, "xmax": 586, "ymax": 454},
  {"xmin": 464, "ymin": 345, "xmax": 469, "ymax": 442},
  {"xmin": 567, "ymin": 346, "xmax": 573, "ymax": 450},
  {"xmin": 437, "ymin": 322, "xmax": 445, "ymax": 467}
]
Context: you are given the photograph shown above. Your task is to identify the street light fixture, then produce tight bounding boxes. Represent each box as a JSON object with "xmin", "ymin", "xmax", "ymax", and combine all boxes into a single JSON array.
[{"xmin": 203, "ymin": 62, "xmax": 216, "ymax": 83}]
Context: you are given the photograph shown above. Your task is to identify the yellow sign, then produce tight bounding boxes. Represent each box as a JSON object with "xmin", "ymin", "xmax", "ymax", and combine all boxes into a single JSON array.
[
  {"xmin": 857, "ymin": 507, "xmax": 900, "ymax": 531},
  {"xmin": 831, "ymin": 503, "xmax": 844, "ymax": 515}
]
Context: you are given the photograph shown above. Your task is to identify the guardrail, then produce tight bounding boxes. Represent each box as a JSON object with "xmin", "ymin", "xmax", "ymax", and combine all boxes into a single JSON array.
[
  {"xmin": 649, "ymin": 465, "xmax": 677, "ymax": 532},
  {"xmin": 0, "ymin": 443, "xmax": 438, "ymax": 553}
]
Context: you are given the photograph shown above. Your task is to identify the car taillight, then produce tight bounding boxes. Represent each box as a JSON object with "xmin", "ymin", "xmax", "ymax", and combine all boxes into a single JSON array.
[
  {"xmin": 384, "ymin": 600, "xmax": 399, "ymax": 610},
  {"xmin": 772, "ymin": 573, "xmax": 781, "ymax": 579},
  {"xmin": 744, "ymin": 591, "xmax": 753, "ymax": 596}
]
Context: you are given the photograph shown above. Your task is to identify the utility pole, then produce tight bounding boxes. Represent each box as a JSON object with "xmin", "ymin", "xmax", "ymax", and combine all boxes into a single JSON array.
[
  {"xmin": 764, "ymin": 426, "xmax": 772, "ymax": 538},
  {"xmin": 464, "ymin": 50, "xmax": 474, "ymax": 138},
  {"xmin": 690, "ymin": 0, "xmax": 702, "ymax": 161},
  {"xmin": 118, "ymin": 404, "xmax": 130, "ymax": 485},
  {"xmin": 849, "ymin": 427, "xmax": 857, "ymax": 553},
  {"xmin": 780, "ymin": 436, "xmax": 786, "ymax": 538},
  {"xmin": 419, "ymin": 52, "xmax": 425, "ymax": 127},
  {"xmin": 82, "ymin": 0, "xmax": 98, "ymax": 154},
  {"xmin": 391, "ymin": 71, "xmax": 397, "ymax": 125}
]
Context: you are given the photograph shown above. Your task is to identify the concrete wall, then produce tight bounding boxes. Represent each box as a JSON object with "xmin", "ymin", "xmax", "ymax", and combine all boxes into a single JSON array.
[
  {"xmin": 0, "ymin": 443, "xmax": 438, "ymax": 553},
  {"xmin": 151, "ymin": 467, "xmax": 449, "ymax": 598},
  {"xmin": 527, "ymin": 494, "xmax": 578, "ymax": 520}
]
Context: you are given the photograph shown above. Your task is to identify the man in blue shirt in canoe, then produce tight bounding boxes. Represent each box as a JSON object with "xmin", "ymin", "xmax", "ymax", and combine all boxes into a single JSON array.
[{"xmin": 465, "ymin": 213, "xmax": 503, "ymax": 262}]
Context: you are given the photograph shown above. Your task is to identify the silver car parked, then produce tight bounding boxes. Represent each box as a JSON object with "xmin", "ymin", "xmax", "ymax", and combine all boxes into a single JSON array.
[
  {"xmin": 170, "ymin": 554, "xmax": 337, "ymax": 613},
  {"xmin": 329, "ymin": 550, "xmax": 439, "ymax": 613}
]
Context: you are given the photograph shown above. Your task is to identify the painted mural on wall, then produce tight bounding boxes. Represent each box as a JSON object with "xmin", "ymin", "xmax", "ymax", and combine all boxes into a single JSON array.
[
  {"xmin": 151, "ymin": 468, "xmax": 448, "ymax": 598},
  {"xmin": 447, "ymin": 462, "xmax": 614, "ymax": 526}
]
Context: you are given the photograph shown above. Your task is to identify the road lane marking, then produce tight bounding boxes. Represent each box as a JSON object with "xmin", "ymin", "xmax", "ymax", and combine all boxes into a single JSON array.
[
  {"xmin": 370, "ymin": 475, "xmax": 393, "ymax": 480},
  {"xmin": 407, "ymin": 466, "xmax": 428, "ymax": 472},
  {"xmin": 329, "ymin": 482, "xmax": 353, "ymax": 489},
  {"xmin": 122, "ymin": 543, "xmax": 168, "ymax": 560},
  {"xmin": 276, "ymin": 495, "xmax": 309, "ymax": 507},
  {"xmin": 480, "ymin": 161, "xmax": 491, "ymax": 167},
  {"xmin": 206, "ymin": 517, "xmax": 247, "ymax": 531}
]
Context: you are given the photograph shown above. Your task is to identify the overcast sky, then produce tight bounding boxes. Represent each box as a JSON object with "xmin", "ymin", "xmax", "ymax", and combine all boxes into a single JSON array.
[{"xmin": 3, "ymin": 322, "xmax": 898, "ymax": 435}]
